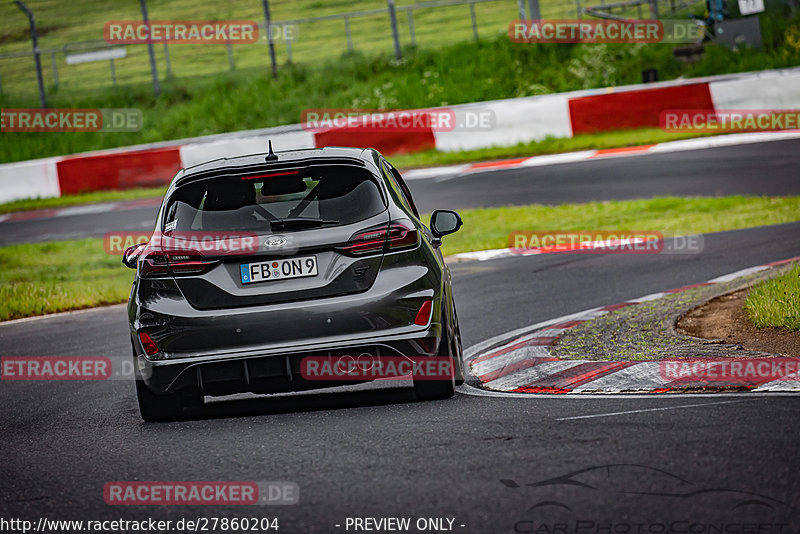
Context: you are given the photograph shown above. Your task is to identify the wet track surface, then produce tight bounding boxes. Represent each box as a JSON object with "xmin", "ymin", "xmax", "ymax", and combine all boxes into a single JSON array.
[
  {"xmin": 2, "ymin": 139, "xmax": 800, "ymax": 246},
  {"xmin": 1, "ymin": 139, "xmax": 799, "ymax": 531}
]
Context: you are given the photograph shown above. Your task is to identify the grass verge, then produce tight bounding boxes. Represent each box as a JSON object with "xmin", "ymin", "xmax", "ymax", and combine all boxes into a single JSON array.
[
  {"xmin": 745, "ymin": 262, "xmax": 800, "ymax": 331},
  {"xmin": 0, "ymin": 239, "xmax": 134, "ymax": 321},
  {"xmin": 438, "ymin": 196, "xmax": 800, "ymax": 257},
  {"xmin": 2, "ymin": 11, "xmax": 799, "ymax": 164},
  {"xmin": 2, "ymin": 195, "xmax": 799, "ymax": 322},
  {"xmin": 0, "ymin": 186, "xmax": 167, "ymax": 215},
  {"xmin": 0, "ymin": 127, "xmax": 723, "ymax": 214},
  {"xmin": 392, "ymin": 127, "xmax": 719, "ymax": 168}
]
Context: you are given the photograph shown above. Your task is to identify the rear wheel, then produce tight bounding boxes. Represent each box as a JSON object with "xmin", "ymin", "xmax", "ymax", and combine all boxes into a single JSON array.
[
  {"xmin": 132, "ymin": 345, "xmax": 201, "ymax": 422},
  {"xmin": 453, "ymin": 305, "xmax": 465, "ymax": 386},
  {"xmin": 413, "ymin": 323, "xmax": 456, "ymax": 401}
]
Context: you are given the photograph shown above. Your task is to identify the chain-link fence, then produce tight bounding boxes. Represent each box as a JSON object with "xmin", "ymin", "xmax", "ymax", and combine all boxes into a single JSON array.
[
  {"xmin": 1, "ymin": 0, "xmax": 581, "ymax": 98},
  {"xmin": 579, "ymin": 0, "xmax": 703, "ymax": 20}
]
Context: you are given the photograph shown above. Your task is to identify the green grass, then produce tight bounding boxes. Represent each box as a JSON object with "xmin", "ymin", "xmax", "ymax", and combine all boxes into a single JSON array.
[
  {"xmin": 390, "ymin": 126, "xmax": 718, "ymax": 168},
  {"xmin": 3, "ymin": 195, "xmax": 800, "ymax": 321},
  {"xmin": 0, "ymin": 126, "xmax": 719, "ymax": 214},
  {"xmin": 745, "ymin": 263, "xmax": 800, "ymax": 331},
  {"xmin": 0, "ymin": 186, "xmax": 167, "ymax": 215},
  {"xmin": 0, "ymin": 238, "xmax": 135, "ymax": 321},
  {"xmin": 436, "ymin": 196, "xmax": 800, "ymax": 256},
  {"xmin": 0, "ymin": 0, "xmax": 531, "ymax": 95},
  {"xmin": 2, "ymin": 10, "xmax": 799, "ymax": 164}
]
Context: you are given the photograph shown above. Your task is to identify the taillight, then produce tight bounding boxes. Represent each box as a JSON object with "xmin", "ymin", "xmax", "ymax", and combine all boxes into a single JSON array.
[
  {"xmin": 138, "ymin": 332, "xmax": 160, "ymax": 356},
  {"xmin": 138, "ymin": 252, "xmax": 169, "ymax": 278},
  {"xmin": 138, "ymin": 251, "xmax": 217, "ymax": 277},
  {"xmin": 414, "ymin": 300, "xmax": 433, "ymax": 326},
  {"xmin": 337, "ymin": 221, "xmax": 419, "ymax": 256},
  {"xmin": 167, "ymin": 254, "xmax": 218, "ymax": 275},
  {"xmin": 386, "ymin": 223, "xmax": 419, "ymax": 251}
]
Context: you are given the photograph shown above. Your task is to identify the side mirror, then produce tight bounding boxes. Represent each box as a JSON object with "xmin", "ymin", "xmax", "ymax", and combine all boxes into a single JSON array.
[
  {"xmin": 122, "ymin": 243, "xmax": 147, "ymax": 269},
  {"xmin": 430, "ymin": 210, "xmax": 462, "ymax": 239}
]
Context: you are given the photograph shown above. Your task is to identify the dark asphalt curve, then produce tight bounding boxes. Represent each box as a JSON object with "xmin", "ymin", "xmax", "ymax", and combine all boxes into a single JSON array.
[
  {"xmin": 2, "ymin": 138, "xmax": 799, "ymax": 246},
  {"xmin": 2, "ymin": 222, "xmax": 799, "ymax": 532}
]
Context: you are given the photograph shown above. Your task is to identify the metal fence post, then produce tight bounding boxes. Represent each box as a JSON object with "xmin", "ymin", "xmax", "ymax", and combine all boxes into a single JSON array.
[
  {"xmin": 527, "ymin": 0, "xmax": 541, "ymax": 19},
  {"xmin": 51, "ymin": 51, "xmax": 58, "ymax": 89},
  {"xmin": 650, "ymin": 0, "xmax": 659, "ymax": 18},
  {"xmin": 344, "ymin": 16, "xmax": 354, "ymax": 52},
  {"xmin": 518, "ymin": 0, "xmax": 526, "ymax": 19},
  {"xmin": 261, "ymin": 0, "xmax": 278, "ymax": 78},
  {"xmin": 0, "ymin": 73, "xmax": 3, "ymax": 95},
  {"xmin": 576, "ymin": 0, "xmax": 583, "ymax": 18},
  {"xmin": 162, "ymin": 42, "xmax": 172, "ymax": 77},
  {"xmin": 407, "ymin": 10, "xmax": 416, "ymax": 46},
  {"xmin": 13, "ymin": 1, "xmax": 46, "ymax": 108},
  {"xmin": 388, "ymin": 0, "xmax": 402, "ymax": 60},
  {"xmin": 469, "ymin": 3, "xmax": 479, "ymax": 40},
  {"xmin": 284, "ymin": 26, "xmax": 293, "ymax": 63},
  {"xmin": 110, "ymin": 56, "xmax": 117, "ymax": 85},
  {"xmin": 227, "ymin": 41, "xmax": 235, "ymax": 70},
  {"xmin": 139, "ymin": 0, "xmax": 160, "ymax": 97}
]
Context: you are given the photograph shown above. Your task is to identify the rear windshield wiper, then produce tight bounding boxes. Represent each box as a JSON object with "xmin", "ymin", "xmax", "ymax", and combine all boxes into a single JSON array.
[{"xmin": 270, "ymin": 217, "xmax": 340, "ymax": 230}]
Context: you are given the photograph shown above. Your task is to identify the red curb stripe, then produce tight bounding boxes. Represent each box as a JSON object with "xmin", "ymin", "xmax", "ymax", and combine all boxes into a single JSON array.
[
  {"xmin": 664, "ymin": 282, "xmax": 714, "ymax": 293},
  {"xmin": 1, "ymin": 208, "xmax": 64, "ymax": 223},
  {"xmin": 517, "ymin": 361, "xmax": 636, "ymax": 390},
  {"xmin": 765, "ymin": 256, "xmax": 800, "ymax": 267},
  {"xmin": 476, "ymin": 357, "xmax": 557, "ymax": 384},
  {"xmin": 511, "ymin": 386, "xmax": 571, "ymax": 394},
  {"xmin": 468, "ymin": 157, "xmax": 531, "ymax": 170},
  {"xmin": 589, "ymin": 145, "xmax": 655, "ymax": 158},
  {"xmin": 471, "ymin": 336, "xmax": 557, "ymax": 365}
]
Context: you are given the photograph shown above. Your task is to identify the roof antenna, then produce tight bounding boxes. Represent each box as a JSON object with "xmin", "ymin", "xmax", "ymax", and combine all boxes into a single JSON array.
[{"xmin": 265, "ymin": 140, "xmax": 279, "ymax": 162}]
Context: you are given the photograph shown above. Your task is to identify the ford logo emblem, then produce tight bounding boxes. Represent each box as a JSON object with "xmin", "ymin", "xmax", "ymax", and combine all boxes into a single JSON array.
[{"xmin": 265, "ymin": 237, "xmax": 287, "ymax": 247}]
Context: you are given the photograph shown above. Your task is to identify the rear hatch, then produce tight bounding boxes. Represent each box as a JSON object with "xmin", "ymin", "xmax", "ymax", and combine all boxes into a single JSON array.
[{"xmin": 145, "ymin": 162, "xmax": 413, "ymax": 309}]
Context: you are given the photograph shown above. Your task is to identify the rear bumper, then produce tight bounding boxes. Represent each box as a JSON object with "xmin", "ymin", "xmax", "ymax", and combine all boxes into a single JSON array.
[
  {"xmin": 129, "ymin": 243, "xmax": 447, "ymax": 395},
  {"xmin": 134, "ymin": 325, "xmax": 441, "ymax": 395}
]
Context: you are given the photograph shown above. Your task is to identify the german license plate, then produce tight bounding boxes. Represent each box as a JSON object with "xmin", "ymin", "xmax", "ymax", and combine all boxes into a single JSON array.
[{"xmin": 240, "ymin": 256, "xmax": 318, "ymax": 284}]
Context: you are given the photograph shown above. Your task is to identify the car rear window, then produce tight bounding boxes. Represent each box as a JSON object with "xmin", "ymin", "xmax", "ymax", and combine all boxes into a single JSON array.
[{"xmin": 162, "ymin": 165, "xmax": 386, "ymax": 233}]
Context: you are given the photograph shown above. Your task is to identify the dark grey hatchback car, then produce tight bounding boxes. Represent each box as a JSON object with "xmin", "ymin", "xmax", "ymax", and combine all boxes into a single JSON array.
[{"xmin": 123, "ymin": 146, "xmax": 464, "ymax": 421}]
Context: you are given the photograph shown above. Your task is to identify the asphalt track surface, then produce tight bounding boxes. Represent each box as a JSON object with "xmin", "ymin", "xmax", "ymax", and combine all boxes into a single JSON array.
[
  {"xmin": 1, "ymin": 140, "xmax": 800, "ymax": 531},
  {"xmin": 2, "ymin": 138, "xmax": 800, "ymax": 246}
]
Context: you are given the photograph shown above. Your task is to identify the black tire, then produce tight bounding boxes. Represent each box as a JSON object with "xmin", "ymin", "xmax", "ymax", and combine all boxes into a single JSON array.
[
  {"xmin": 135, "ymin": 379, "xmax": 190, "ymax": 422},
  {"xmin": 132, "ymin": 345, "xmax": 201, "ymax": 422},
  {"xmin": 413, "ymin": 322, "xmax": 456, "ymax": 401},
  {"xmin": 453, "ymin": 305, "xmax": 465, "ymax": 386}
]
